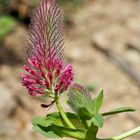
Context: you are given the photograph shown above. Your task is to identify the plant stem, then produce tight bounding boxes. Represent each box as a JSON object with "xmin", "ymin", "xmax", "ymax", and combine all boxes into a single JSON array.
[
  {"xmin": 111, "ymin": 126, "xmax": 140, "ymax": 140},
  {"xmin": 55, "ymin": 97, "xmax": 85, "ymax": 139},
  {"xmin": 55, "ymin": 97, "xmax": 75, "ymax": 129},
  {"xmin": 82, "ymin": 120, "xmax": 89, "ymax": 129},
  {"xmin": 62, "ymin": 130, "xmax": 85, "ymax": 140}
]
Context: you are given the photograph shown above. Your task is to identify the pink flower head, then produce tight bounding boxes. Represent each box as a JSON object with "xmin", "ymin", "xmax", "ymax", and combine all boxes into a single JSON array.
[{"xmin": 20, "ymin": 0, "xmax": 74, "ymax": 97}]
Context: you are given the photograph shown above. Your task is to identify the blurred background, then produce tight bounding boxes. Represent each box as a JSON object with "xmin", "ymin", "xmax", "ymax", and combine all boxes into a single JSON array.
[{"xmin": 0, "ymin": 0, "xmax": 140, "ymax": 140}]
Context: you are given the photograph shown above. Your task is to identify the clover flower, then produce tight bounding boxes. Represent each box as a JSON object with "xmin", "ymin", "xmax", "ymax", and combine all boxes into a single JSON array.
[{"xmin": 20, "ymin": 0, "xmax": 74, "ymax": 97}]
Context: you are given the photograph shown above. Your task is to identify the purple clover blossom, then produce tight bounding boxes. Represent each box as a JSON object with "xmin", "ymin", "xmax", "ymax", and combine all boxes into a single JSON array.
[{"xmin": 20, "ymin": 0, "xmax": 74, "ymax": 97}]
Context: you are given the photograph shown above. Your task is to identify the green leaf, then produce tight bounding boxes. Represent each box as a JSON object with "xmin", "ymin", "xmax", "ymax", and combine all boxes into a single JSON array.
[
  {"xmin": 102, "ymin": 107, "xmax": 136, "ymax": 117},
  {"xmin": 32, "ymin": 112, "xmax": 63, "ymax": 127},
  {"xmin": 32, "ymin": 113, "xmax": 62, "ymax": 138},
  {"xmin": 93, "ymin": 90, "xmax": 104, "ymax": 114},
  {"xmin": 67, "ymin": 83, "xmax": 94, "ymax": 120},
  {"xmin": 91, "ymin": 113, "xmax": 104, "ymax": 128},
  {"xmin": 33, "ymin": 125, "xmax": 60, "ymax": 138},
  {"xmin": 32, "ymin": 112, "xmax": 84, "ymax": 129},
  {"xmin": 85, "ymin": 123, "xmax": 98, "ymax": 140},
  {"xmin": 33, "ymin": 124, "xmax": 86, "ymax": 139},
  {"xmin": 32, "ymin": 112, "xmax": 86, "ymax": 138},
  {"xmin": 0, "ymin": 16, "xmax": 16, "ymax": 39}
]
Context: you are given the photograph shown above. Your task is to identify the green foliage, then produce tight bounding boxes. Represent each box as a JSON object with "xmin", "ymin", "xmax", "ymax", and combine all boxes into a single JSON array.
[
  {"xmin": 0, "ymin": 0, "xmax": 10, "ymax": 5},
  {"xmin": 102, "ymin": 107, "xmax": 135, "ymax": 117},
  {"xmin": 33, "ymin": 86, "xmax": 107, "ymax": 139},
  {"xmin": 32, "ymin": 112, "xmax": 84, "ymax": 129},
  {"xmin": 33, "ymin": 125, "xmax": 86, "ymax": 139},
  {"xmin": 33, "ymin": 86, "xmax": 136, "ymax": 140},
  {"xmin": 0, "ymin": 16, "xmax": 16, "ymax": 39},
  {"xmin": 66, "ymin": 85, "xmax": 136, "ymax": 139},
  {"xmin": 91, "ymin": 113, "xmax": 104, "ymax": 128},
  {"xmin": 32, "ymin": 112, "xmax": 86, "ymax": 139},
  {"xmin": 93, "ymin": 90, "xmax": 104, "ymax": 114}
]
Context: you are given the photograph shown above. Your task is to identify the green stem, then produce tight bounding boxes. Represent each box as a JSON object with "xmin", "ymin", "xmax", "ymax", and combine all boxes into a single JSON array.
[
  {"xmin": 81, "ymin": 120, "xmax": 89, "ymax": 129},
  {"xmin": 62, "ymin": 130, "xmax": 85, "ymax": 140},
  {"xmin": 111, "ymin": 126, "xmax": 140, "ymax": 140},
  {"xmin": 55, "ymin": 97, "xmax": 85, "ymax": 140},
  {"xmin": 55, "ymin": 97, "xmax": 75, "ymax": 129}
]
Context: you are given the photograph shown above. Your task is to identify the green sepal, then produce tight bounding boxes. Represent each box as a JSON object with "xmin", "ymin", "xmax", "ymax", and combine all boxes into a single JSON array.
[{"xmin": 102, "ymin": 107, "xmax": 135, "ymax": 117}]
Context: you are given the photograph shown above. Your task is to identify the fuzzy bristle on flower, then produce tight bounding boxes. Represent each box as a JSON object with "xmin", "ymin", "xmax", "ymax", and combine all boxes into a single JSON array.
[{"xmin": 20, "ymin": 0, "xmax": 74, "ymax": 97}]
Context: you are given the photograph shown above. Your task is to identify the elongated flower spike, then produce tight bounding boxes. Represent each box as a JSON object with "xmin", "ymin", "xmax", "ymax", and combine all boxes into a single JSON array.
[{"xmin": 20, "ymin": 0, "xmax": 74, "ymax": 98}]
